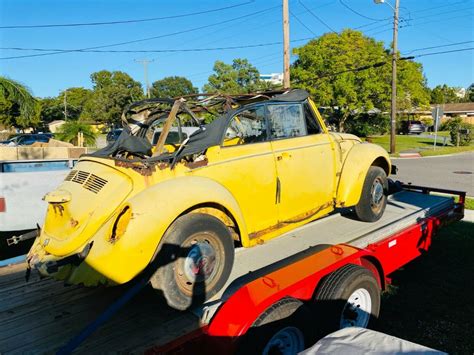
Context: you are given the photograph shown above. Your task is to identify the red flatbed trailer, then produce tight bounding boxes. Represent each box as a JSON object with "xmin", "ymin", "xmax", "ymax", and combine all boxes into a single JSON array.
[{"xmin": 0, "ymin": 184, "xmax": 465, "ymax": 354}]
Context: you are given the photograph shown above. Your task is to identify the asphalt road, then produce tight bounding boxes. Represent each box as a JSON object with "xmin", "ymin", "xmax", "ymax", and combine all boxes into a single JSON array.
[{"xmin": 392, "ymin": 152, "xmax": 474, "ymax": 196}]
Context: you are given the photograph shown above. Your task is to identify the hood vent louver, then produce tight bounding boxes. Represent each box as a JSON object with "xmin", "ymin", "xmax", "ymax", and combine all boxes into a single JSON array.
[{"xmin": 64, "ymin": 170, "xmax": 108, "ymax": 194}]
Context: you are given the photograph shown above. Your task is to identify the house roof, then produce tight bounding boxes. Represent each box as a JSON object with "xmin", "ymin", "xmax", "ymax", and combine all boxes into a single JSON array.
[
  {"xmin": 48, "ymin": 120, "xmax": 65, "ymax": 125},
  {"xmin": 437, "ymin": 102, "xmax": 474, "ymax": 113}
]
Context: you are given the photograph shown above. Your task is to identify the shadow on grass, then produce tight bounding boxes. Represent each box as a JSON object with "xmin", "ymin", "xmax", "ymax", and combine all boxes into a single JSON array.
[{"xmin": 375, "ymin": 221, "xmax": 474, "ymax": 353}]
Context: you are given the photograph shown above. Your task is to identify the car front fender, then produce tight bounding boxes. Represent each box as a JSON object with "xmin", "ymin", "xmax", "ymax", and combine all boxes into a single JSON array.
[
  {"xmin": 336, "ymin": 143, "xmax": 391, "ymax": 207},
  {"xmin": 84, "ymin": 176, "xmax": 248, "ymax": 284}
]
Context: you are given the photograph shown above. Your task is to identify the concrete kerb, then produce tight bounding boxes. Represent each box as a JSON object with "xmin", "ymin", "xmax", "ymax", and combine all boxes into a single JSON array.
[
  {"xmin": 392, "ymin": 151, "xmax": 474, "ymax": 160},
  {"xmin": 463, "ymin": 209, "xmax": 474, "ymax": 223}
]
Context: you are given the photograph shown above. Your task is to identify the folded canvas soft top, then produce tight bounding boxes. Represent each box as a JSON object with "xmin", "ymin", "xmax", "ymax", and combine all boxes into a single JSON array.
[{"xmin": 90, "ymin": 89, "xmax": 311, "ymax": 162}]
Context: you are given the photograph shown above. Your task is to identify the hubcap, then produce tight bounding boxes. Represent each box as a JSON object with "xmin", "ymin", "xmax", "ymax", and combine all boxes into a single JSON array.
[
  {"xmin": 263, "ymin": 326, "xmax": 305, "ymax": 355},
  {"xmin": 371, "ymin": 179, "xmax": 384, "ymax": 209},
  {"xmin": 340, "ymin": 288, "xmax": 372, "ymax": 328},
  {"xmin": 183, "ymin": 241, "xmax": 217, "ymax": 283}
]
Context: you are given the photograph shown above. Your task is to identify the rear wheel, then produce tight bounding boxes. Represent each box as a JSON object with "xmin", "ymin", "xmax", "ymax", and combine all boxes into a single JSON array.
[
  {"xmin": 355, "ymin": 166, "xmax": 388, "ymax": 222},
  {"xmin": 236, "ymin": 297, "xmax": 313, "ymax": 355},
  {"xmin": 150, "ymin": 213, "xmax": 234, "ymax": 310},
  {"xmin": 313, "ymin": 264, "xmax": 380, "ymax": 335}
]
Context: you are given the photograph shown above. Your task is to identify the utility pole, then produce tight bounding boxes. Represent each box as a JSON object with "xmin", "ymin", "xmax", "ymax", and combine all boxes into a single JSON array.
[
  {"xmin": 135, "ymin": 59, "xmax": 154, "ymax": 98},
  {"xmin": 390, "ymin": 0, "xmax": 400, "ymax": 154},
  {"xmin": 63, "ymin": 90, "xmax": 68, "ymax": 120},
  {"xmin": 283, "ymin": 0, "xmax": 290, "ymax": 89}
]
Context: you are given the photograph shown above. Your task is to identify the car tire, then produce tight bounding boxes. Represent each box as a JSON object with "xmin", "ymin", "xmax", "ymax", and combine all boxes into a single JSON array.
[
  {"xmin": 236, "ymin": 297, "xmax": 313, "ymax": 355},
  {"xmin": 355, "ymin": 166, "xmax": 388, "ymax": 222},
  {"xmin": 150, "ymin": 213, "xmax": 234, "ymax": 310},
  {"xmin": 313, "ymin": 264, "xmax": 381, "ymax": 335}
]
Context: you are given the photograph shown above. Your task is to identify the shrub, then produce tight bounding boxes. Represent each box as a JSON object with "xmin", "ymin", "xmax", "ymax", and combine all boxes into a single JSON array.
[
  {"xmin": 345, "ymin": 113, "xmax": 390, "ymax": 137},
  {"xmin": 443, "ymin": 117, "xmax": 473, "ymax": 146}
]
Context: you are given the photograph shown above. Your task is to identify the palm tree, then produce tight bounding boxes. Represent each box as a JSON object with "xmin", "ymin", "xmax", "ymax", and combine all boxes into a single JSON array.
[
  {"xmin": 0, "ymin": 76, "xmax": 37, "ymax": 121},
  {"xmin": 55, "ymin": 120, "xmax": 97, "ymax": 146}
]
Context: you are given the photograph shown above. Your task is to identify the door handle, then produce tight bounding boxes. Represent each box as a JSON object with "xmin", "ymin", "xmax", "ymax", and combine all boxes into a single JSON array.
[{"xmin": 277, "ymin": 152, "xmax": 292, "ymax": 161}]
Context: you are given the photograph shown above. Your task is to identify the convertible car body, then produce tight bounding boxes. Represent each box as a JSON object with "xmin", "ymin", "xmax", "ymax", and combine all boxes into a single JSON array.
[{"xmin": 27, "ymin": 89, "xmax": 391, "ymax": 310}]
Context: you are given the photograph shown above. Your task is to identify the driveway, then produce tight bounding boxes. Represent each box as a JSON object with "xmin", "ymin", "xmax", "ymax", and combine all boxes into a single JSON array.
[{"xmin": 392, "ymin": 152, "xmax": 474, "ymax": 196}]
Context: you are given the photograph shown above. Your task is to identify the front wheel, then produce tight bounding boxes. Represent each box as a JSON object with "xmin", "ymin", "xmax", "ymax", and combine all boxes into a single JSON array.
[
  {"xmin": 150, "ymin": 213, "xmax": 234, "ymax": 310},
  {"xmin": 355, "ymin": 166, "xmax": 388, "ymax": 222}
]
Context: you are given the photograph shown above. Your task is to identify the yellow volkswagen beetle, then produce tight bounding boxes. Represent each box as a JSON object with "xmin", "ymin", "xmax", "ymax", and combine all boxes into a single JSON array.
[{"xmin": 27, "ymin": 89, "xmax": 391, "ymax": 310}]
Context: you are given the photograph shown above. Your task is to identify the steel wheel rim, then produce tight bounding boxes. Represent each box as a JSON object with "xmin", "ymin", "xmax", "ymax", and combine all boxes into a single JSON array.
[
  {"xmin": 340, "ymin": 288, "xmax": 372, "ymax": 328},
  {"xmin": 263, "ymin": 326, "xmax": 305, "ymax": 355},
  {"xmin": 175, "ymin": 234, "xmax": 220, "ymax": 295},
  {"xmin": 370, "ymin": 178, "xmax": 385, "ymax": 212}
]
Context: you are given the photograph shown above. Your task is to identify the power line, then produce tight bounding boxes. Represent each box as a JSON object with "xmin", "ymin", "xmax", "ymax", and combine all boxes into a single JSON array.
[
  {"xmin": 0, "ymin": 38, "xmax": 312, "ymax": 56},
  {"xmin": 354, "ymin": 19, "xmax": 391, "ymax": 30},
  {"xmin": 0, "ymin": 2, "xmax": 254, "ymax": 29},
  {"xmin": 0, "ymin": 6, "xmax": 280, "ymax": 60},
  {"xmin": 364, "ymin": 5, "xmax": 472, "ymax": 35},
  {"xmin": 400, "ymin": 12, "xmax": 474, "ymax": 29},
  {"xmin": 404, "ymin": 6, "xmax": 474, "ymax": 23},
  {"xmin": 409, "ymin": 1, "xmax": 466, "ymax": 14},
  {"xmin": 298, "ymin": 0, "xmax": 337, "ymax": 33},
  {"xmin": 293, "ymin": 47, "xmax": 474, "ymax": 83},
  {"xmin": 403, "ymin": 40, "xmax": 474, "ymax": 55},
  {"xmin": 414, "ymin": 47, "xmax": 474, "ymax": 58},
  {"xmin": 339, "ymin": 0, "xmax": 390, "ymax": 22},
  {"xmin": 290, "ymin": 9, "xmax": 317, "ymax": 36}
]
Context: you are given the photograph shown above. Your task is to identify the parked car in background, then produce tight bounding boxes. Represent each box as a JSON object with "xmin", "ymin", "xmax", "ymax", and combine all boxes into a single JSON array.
[
  {"xmin": 0, "ymin": 133, "xmax": 53, "ymax": 146},
  {"xmin": 106, "ymin": 129, "xmax": 123, "ymax": 144},
  {"xmin": 398, "ymin": 120, "xmax": 425, "ymax": 135}
]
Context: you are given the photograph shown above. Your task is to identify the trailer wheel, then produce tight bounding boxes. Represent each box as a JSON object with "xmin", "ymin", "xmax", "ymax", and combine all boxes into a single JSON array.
[
  {"xmin": 355, "ymin": 166, "xmax": 388, "ymax": 222},
  {"xmin": 236, "ymin": 297, "xmax": 312, "ymax": 355},
  {"xmin": 313, "ymin": 264, "xmax": 380, "ymax": 333},
  {"xmin": 150, "ymin": 213, "xmax": 234, "ymax": 311}
]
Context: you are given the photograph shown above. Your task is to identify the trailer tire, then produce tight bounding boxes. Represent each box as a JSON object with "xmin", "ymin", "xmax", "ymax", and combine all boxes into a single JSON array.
[
  {"xmin": 313, "ymin": 264, "xmax": 380, "ymax": 334},
  {"xmin": 355, "ymin": 166, "xmax": 388, "ymax": 222},
  {"xmin": 150, "ymin": 213, "xmax": 234, "ymax": 311},
  {"xmin": 236, "ymin": 297, "xmax": 313, "ymax": 355}
]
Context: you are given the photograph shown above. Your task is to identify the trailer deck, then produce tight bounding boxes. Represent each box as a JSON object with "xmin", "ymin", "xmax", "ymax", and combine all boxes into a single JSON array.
[{"xmin": 0, "ymin": 190, "xmax": 462, "ymax": 353}]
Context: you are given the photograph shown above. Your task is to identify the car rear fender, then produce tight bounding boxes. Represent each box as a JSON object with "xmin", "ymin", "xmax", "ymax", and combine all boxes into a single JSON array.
[
  {"xmin": 335, "ymin": 143, "xmax": 391, "ymax": 207},
  {"xmin": 85, "ymin": 176, "xmax": 248, "ymax": 284}
]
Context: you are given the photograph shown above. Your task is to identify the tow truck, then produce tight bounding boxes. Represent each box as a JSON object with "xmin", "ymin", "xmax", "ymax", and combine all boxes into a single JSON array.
[{"xmin": 0, "ymin": 182, "xmax": 465, "ymax": 354}]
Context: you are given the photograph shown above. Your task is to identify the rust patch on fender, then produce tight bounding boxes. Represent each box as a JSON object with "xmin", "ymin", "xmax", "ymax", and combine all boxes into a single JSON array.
[
  {"xmin": 51, "ymin": 203, "xmax": 65, "ymax": 216},
  {"xmin": 70, "ymin": 218, "xmax": 79, "ymax": 228},
  {"xmin": 184, "ymin": 158, "xmax": 208, "ymax": 169},
  {"xmin": 114, "ymin": 160, "xmax": 158, "ymax": 176}
]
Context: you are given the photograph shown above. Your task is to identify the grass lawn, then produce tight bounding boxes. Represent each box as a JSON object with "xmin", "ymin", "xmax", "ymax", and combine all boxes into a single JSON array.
[
  {"xmin": 465, "ymin": 197, "xmax": 474, "ymax": 210},
  {"xmin": 375, "ymin": 221, "xmax": 474, "ymax": 353},
  {"xmin": 366, "ymin": 133, "xmax": 474, "ymax": 157}
]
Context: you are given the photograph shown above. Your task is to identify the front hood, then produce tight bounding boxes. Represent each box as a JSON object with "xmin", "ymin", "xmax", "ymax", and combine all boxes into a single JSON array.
[
  {"xmin": 40, "ymin": 159, "xmax": 133, "ymax": 256},
  {"xmin": 329, "ymin": 132, "xmax": 362, "ymax": 143}
]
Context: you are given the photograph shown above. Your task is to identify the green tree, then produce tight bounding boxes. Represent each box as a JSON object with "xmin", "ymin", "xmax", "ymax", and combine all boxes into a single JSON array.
[
  {"xmin": 291, "ymin": 29, "xmax": 430, "ymax": 131},
  {"xmin": 466, "ymin": 84, "xmax": 474, "ymax": 102},
  {"xmin": 150, "ymin": 76, "xmax": 198, "ymax": 98},
  {"xmin": 60, "ymin": 87, "xmax": 93, "ymax": 120},
  {"xmin": 39, "ymin": 97, "xmax": 64, "ymax": 123},
  {"xmin": 0, "ymin": 76, "xmax": 40, "ymax": 129},
  {"xmin": 81, "ymin": 70, "xmax": 144, "ymax": 125},
  {"xmin": 203, "ymin": 58, "xmax": 266, "ymax": 94},
  {"xmin": 430, "ymin": 84, "xmax": 462, "ymax": 104},
  {"xmin": 55, "ymin": 120, "xmax": 97, "ymax": 146},
  {"xmin": 40, "ymin": 87, "xmax": 93, "ymax": 123}
]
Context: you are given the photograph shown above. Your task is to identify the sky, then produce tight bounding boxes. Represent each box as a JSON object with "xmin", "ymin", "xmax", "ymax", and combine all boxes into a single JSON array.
[{"xmin": 0, "ymin": 0, "xmax": 473, "ymax": 98}]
